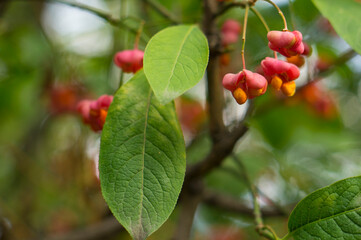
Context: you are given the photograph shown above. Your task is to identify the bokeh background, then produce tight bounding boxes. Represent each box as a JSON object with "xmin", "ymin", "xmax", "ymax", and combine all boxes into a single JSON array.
[{"xmin": 0, "ymin": 0, "xmax": 361, "ymax": 239}]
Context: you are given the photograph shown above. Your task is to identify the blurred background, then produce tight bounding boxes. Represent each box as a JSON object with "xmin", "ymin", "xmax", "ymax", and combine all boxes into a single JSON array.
[{"xmin": 0, "ymin": 0, "xmax": 360, "ymax": 239}]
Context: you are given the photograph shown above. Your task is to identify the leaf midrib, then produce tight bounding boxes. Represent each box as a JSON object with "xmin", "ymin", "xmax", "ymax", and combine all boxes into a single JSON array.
[
  {"xmin": 137, "ymin": 89, "xmax": 153, "ymax": 237},
  {"xmin": 164, "ymin": 26, "xmax": 196, "ymax": 96},
  {"xmin": 284, "ymin": 206, "xmax": 361, "ymax": 239}
]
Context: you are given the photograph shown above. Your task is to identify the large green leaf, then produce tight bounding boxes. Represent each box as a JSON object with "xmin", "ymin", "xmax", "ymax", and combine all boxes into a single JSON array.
[
  {"xmin": 143, "ymin": 25, "xmax": 209, "ymax": 104},
  {"xmin": 284, "ymin": 176, "xmax": 361, "ymax": 240},
  {"xmin": 99, "ymin": 71, "xmax": 186, "ymax": 240},
  {"xmin": 312, "ymin": 0, "xmax": 361, "ymax": 55}
]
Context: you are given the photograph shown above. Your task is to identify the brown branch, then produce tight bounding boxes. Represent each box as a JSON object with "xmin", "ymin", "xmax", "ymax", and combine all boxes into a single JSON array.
[
  {"xmin": 202, "ymin": 0, "xmax": 225, "ymax": 141},
  {"xmin": 215, "ymin": 2, "xmax": 247, "ymax": 19},
  {"xmin": 186, "ymin": 124, "xmax": 248, "ymax": 180},
  {"xmin": 186, "ymin": 102, "xmax": 254, "ymax": 180},
  {"xmin": 32, "ymin": 216, "xmax": 123, "ymax": 240},
  {"xmin": 171, "ymin": 182, "xmax": 203, "ymax": 240},
  {"xmin": 0, "ymin": 0, "xmax": 9, "ymax": 17},
  {"xmin": 202, "ymin": 189, "xmax": 287, "ymax": 217},
  {"xmin": 214, "ymin": 0, "xmax": 258, "ymax": 19},
  {"xmin": 170, "ymin": 1, "xmax": 227, "ymax": 238}
]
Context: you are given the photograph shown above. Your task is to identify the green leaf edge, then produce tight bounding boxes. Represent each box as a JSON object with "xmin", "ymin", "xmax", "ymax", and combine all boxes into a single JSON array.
[
  {"xmin": 99, "ymin": 70, "xmax": 186, "ymax": 240},
  {"xmin": 311, "ymin": 0, "xmax": 361, "ymax": 55},
  {"xmin": 282, "ymin": 176, "xmax": 361, "ymax": 240},
  {"xmin": 143, "ymin": 24, "xmax": 209, "ymax": 105}
]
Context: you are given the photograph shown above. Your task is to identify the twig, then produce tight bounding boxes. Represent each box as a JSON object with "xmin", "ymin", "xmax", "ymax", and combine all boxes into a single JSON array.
[
  {"xmin": 142, "ymin": 0, "xmax": 180, "ymax": 24},
  {"xmin": 214, "ymin": 1, "xmax": 248, "ymax": 19},
  {"xmin": 171, "ymin": 183, "xmax": 203, "ymax": 240},
  {"xmin": 172, "ymin": 1, "xmax": 226, "ymax": 238},
  {"xmin": 262, "ymin": 0, "xmax": 288, "ymax": 31},
  {"xmin": 39, "ymin": 0, "xmax": 148, "ymax": 42},
  {"xmin": 186, "ymin": 101, "xmax": 255, "ymax": 180},
  {"xmin": 186, "ymin": 124, "xmax": 249, "ymax": 180},
  {"xmin": 202, "ymin": 0, "xmax": 225, "ymax": 141},
  {"xmin": 241, "ymin": 4, "xmax": 249, "ymax": 69},
  {"xmin": 202, "ymin": 189, "xmax": 286, "ymax": 217},
  {"xmin": 232, "ymin": 155, "xmax": 279, "ymax": 240},
  {"xmin": 220, "ymin": 165, "xmax": 291, "ymax": 216}
]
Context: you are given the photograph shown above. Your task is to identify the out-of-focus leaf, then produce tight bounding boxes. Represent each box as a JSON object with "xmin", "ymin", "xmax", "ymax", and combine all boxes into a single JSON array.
[
  {"xmin": 312, "ymin": 0, "xmax": 361, "ymax": 55},
  {"xmin": 293, "ymin": 0, "xmax": 319, "ymax": 22}
]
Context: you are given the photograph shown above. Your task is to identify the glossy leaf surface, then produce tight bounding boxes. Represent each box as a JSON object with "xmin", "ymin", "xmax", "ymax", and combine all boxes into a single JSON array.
[
  {"xmin": 286, "ymin": 176, "xmax": 361, "ymax": 239},
  {"xmin": 99, "ymin": 71, "xmax": 186, "ymax": 240}
]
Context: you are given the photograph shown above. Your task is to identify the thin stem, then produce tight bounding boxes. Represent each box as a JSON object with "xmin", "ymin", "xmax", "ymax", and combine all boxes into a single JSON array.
[
  {"xmin": 45, "ymin": 0, "xmax": 148, "ymax": 42},
  {"xmin": 214, "ymin": 1, "xmax": 247, "ymax": 19},
  {"xmin": 241, "ymin": 4, "xmax": 249, "ymax": 70},
  {"xmin": 250, "ymin": 7, "xmax": 270, "ymax": 33},
  {"xmin": 262, "ymin": 0, "xmax": 288, "ymax": 31},
  {"xmin": 273, "ymin": 51, "xmax": 278, "ymax": 59},
  {"xmin": 134, "ymin": 20, "xmax": 145, "ymax": 49},
  {"xmin": 232, "ymin": 155, "xmax": 279, "ymax": 240}
]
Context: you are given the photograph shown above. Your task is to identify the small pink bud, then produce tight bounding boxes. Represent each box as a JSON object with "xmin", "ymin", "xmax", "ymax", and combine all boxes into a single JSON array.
[
  {"xmin": 222, "ymin": 69, "xmax": 268, "ymax": 104},
  {"xmin": 221, "ymin": 20, "xmax": 241, "ymax": 35},
  {"xmin": 267, "ymin": 30, "xmax": 304, "ymax": 57},
  {"xmin": 114, "ymin": 49, "xmax": 144, "ymax": 73},
  {"xmin": 221, "ymin": 20, "xmax": 241, "ymax": 46}
]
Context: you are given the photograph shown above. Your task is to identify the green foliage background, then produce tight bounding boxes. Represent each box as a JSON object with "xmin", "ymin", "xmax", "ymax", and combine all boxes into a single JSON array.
[{"xmin": 0, "ymin": 0, "xmax": 361, "ymax": 239}]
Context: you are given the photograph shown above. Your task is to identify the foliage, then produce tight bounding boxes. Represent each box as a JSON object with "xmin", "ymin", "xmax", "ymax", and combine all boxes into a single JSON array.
[{"xmin": 0, "ymin": 0, "xmax": 361, "ymax": 240}]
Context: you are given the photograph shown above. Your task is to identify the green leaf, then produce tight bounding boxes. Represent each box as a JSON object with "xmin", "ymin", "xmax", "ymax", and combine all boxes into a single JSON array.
[
  {"xmin": 285, "ymin": 176, "xmax": 361, "ymax": 240},
  {"xmin": 99, "ymin": 70, "xmax": 186, "ymax": 240},
  {"xmin": 312, "ymin": 0, "xmax": 361, "ymax": 55},
  {"xmin": 143, "ymin": 25, "xmax": 209, "ymax": 104}
]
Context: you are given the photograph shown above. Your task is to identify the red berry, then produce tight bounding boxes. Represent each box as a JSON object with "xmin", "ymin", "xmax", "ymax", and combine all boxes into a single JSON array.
[
  {"xmin": 261, "ymin": 57, "xmax": 300, "ymax": 96},
  {"xmin": 114, "ymin": 49, "xmax": 144, "ymax": 73},
  {"xmin": 222, "ymin": 69, "xmax": 268, "ymax": 104},
  {"xmin": 261, "ymin": 57, "xmax": 300, "ymax": 82},
  {"xmin": 222, "ymin": 73, "xmax": 240, "ymax": 92},
  {"xmin": 76, "ymin": 95, "xmax": 114, "ymax": 132},
  {"xmin": 267, "ymin": 30, "xmax": 304, "ymax": 57},
  {"xmin": 240, "ymin": 70, "xmax": 268, "ymax": 99}
]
